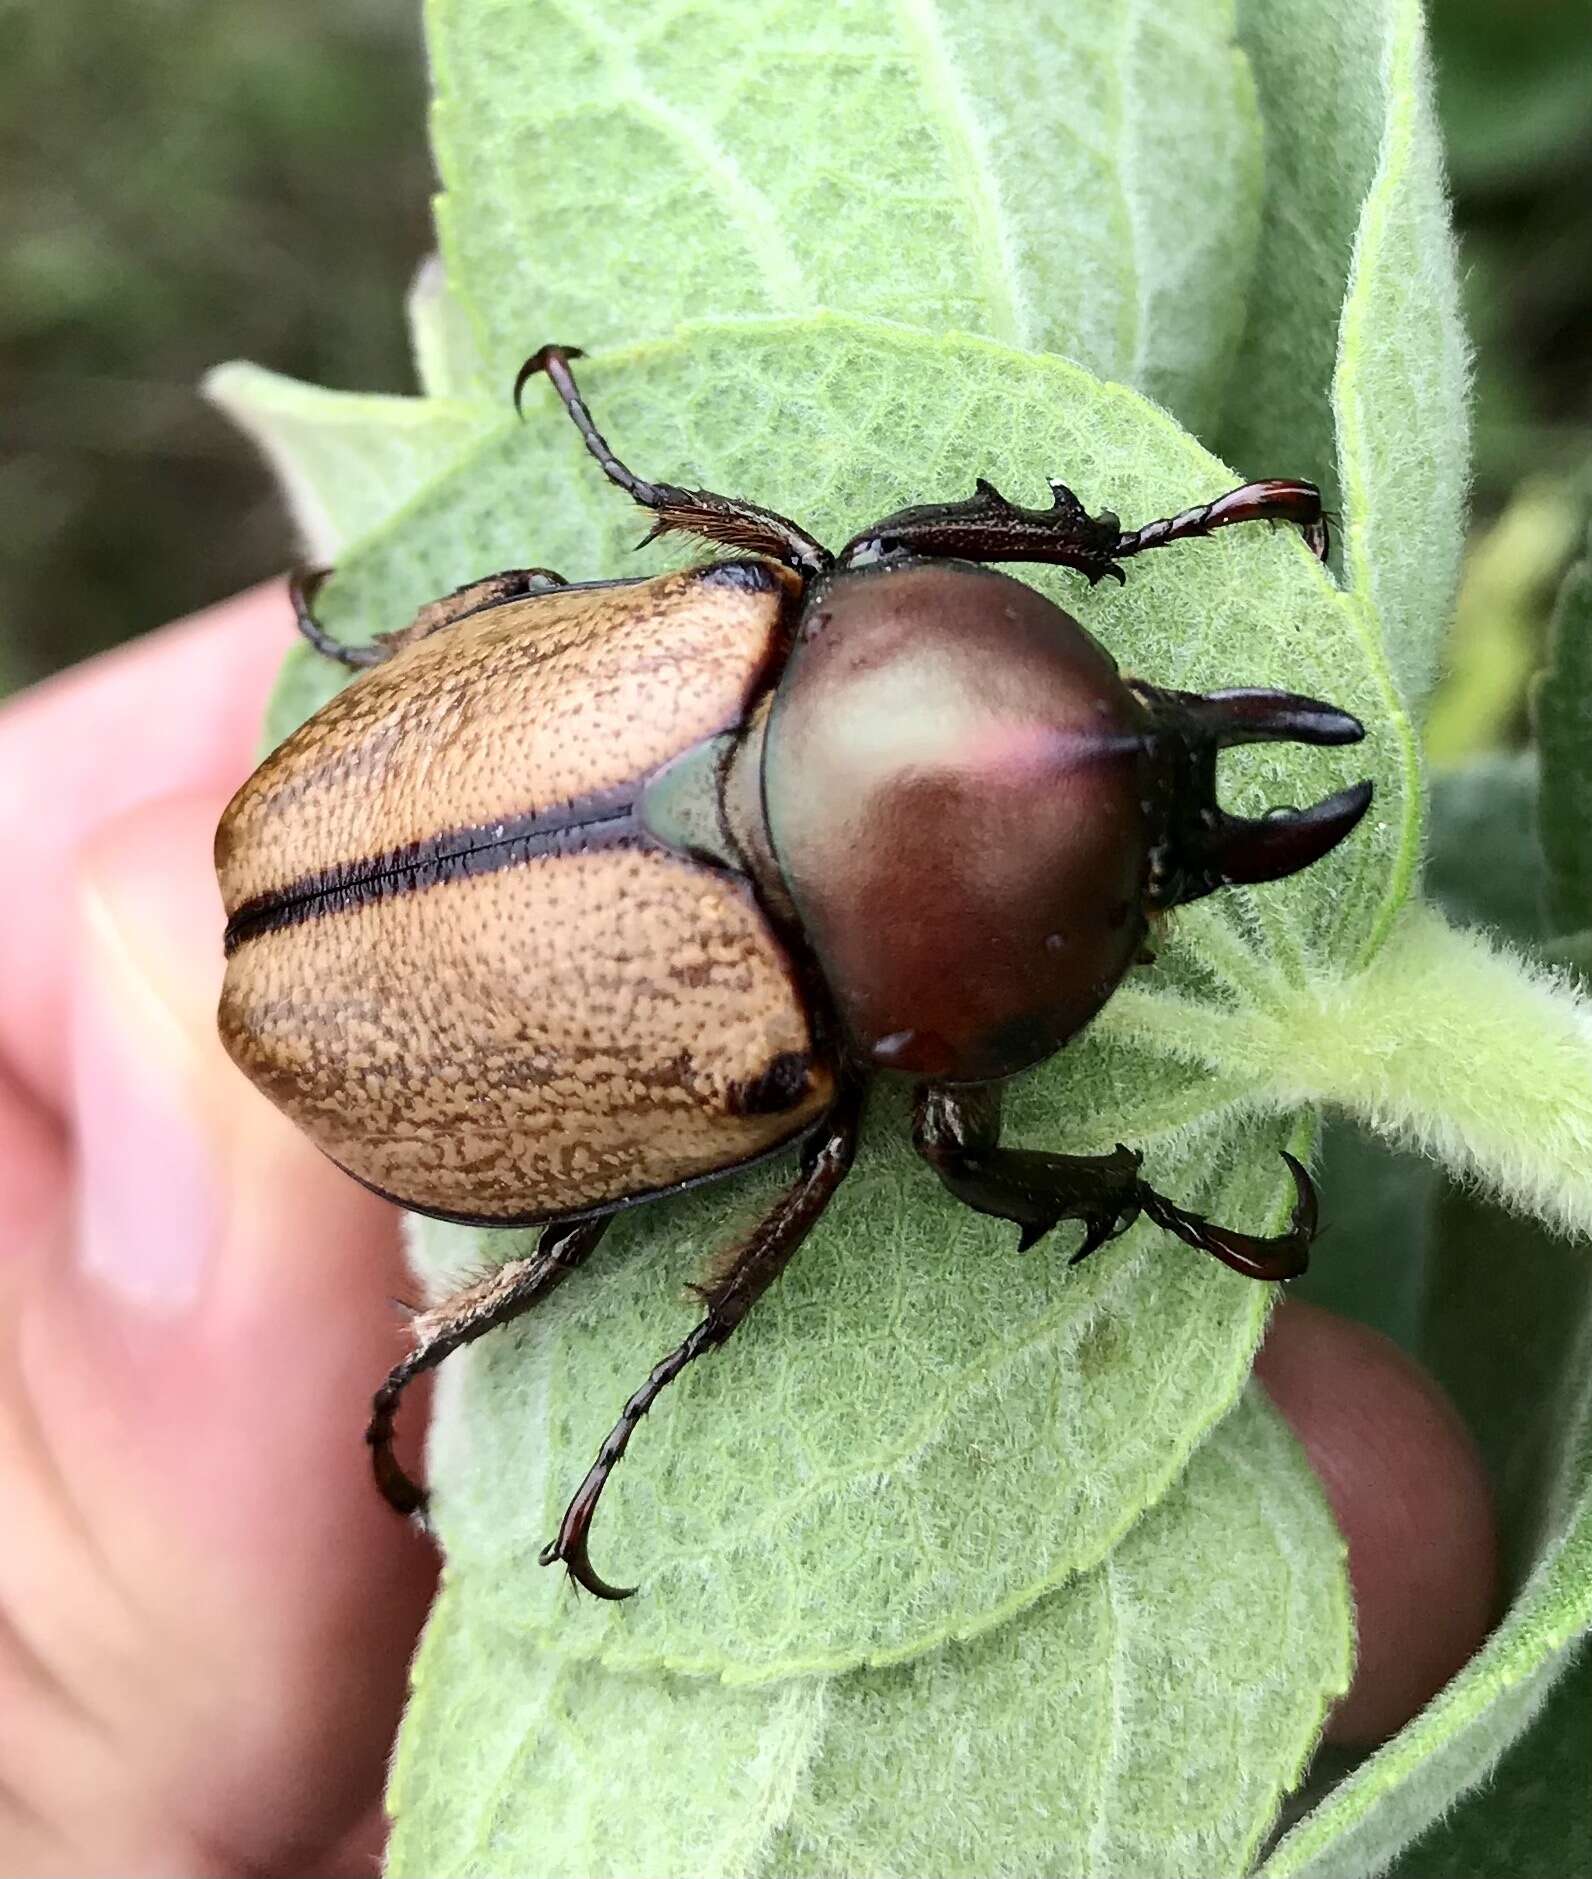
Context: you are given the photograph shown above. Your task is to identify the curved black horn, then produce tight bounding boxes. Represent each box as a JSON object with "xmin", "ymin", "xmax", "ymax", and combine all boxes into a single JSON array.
[
  {"xmin": 1203, "ymin": 780, "xmax": 1375, "ymax": 892},
  {"xmin": 1137, "ymin": 683, "xmax": 1374, "ymax": 909}
]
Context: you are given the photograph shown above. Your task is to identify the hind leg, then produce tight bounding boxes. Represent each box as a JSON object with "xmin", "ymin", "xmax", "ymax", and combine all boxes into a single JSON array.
[
  {"xmin": 540, "ymin": 1083, "xmax": 864, "ymax": 1598},
  {"xmin": 291, "ymin": 563, "xmax": 569, "ymax": 669},
  {"xmin": 367, "ymin": 1213, "xmax": 609, "ymax": 1517}
]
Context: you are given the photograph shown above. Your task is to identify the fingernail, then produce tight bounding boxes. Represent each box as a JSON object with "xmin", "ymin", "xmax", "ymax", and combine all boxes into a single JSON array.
[{"xmin": 72, "ymin": 808, "xmax": 229, "ymax": 1314}]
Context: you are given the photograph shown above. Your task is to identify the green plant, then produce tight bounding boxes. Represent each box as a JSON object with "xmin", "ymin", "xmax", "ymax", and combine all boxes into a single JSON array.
[{"xmin": 208, "ymin": 2, "xmax": 1592, "ymax": 1872}]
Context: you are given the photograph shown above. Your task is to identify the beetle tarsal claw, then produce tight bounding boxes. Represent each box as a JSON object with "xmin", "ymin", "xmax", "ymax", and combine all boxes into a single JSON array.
[
  {"xmin": 538, "ymin": 1465, "xmax": 639, "ymax": 1600},
  {"xmin": 512, "ymin": 342, "xmax": 586, "ymax": 419},
  {"xmin": 1138, "ymin": 1151, "xmax": 1318, "ymax": 1282},
  {"xmin": 539, "ymin": 1531, "xmax": 638, "ymax": 1602}
]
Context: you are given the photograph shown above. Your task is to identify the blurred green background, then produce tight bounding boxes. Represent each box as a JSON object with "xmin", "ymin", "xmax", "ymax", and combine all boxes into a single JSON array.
[{"xmin": 1, "ymin": 0, "xmax": 1589, "ymax": 716}]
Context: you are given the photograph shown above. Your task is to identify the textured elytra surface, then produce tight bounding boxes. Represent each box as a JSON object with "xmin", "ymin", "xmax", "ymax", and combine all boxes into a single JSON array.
[
  {"xmin": 385, "ymin": 1389, "xmax": 1350, "ymax": 1879},
  {"xmin": 220, "ymin": 564, "xmax": 832, "ymax": 1220},
  {"xmin": 221, "ymin": 849, "xmax": 831, "ymax": 1221},
  {"xmin": 223, "ymin": 566, "xmax": 788, "ymax": 898},
  {"xmin": 428, "ymin": 0, "xmax": 1262, "ymax": 437}
]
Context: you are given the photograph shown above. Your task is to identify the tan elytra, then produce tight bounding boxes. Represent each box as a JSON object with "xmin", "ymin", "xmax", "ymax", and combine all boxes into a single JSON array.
[{"xmin": 216, "ymin": 563, "xmax": 834, "ymax": 1224}]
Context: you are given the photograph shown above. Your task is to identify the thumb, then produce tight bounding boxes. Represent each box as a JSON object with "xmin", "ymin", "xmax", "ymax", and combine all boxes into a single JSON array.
[{"xmin": 15, "ymin": 793, "xmax": 434, "ymax": 1873}]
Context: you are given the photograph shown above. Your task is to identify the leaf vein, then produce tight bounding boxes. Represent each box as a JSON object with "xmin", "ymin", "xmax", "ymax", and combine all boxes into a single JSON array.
[
  {"xmin": 892, "ymin": 0, "xmax": 1027, "ymax": 346},
  {"xmin": 1085, "ymin": 1556, "xmax": 1130, "ymax": 1877}
]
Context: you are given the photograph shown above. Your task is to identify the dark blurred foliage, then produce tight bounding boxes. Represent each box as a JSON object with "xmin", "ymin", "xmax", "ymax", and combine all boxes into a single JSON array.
[
  {"xmin": 0, "ymin": 0, "xmax": 1589, "ymax": 695},
  {"xmin": 1436, "ymin": 0, "xmax": 1592, "ymax": 507},
  {"xmin": 1421, "ymin": 0, "xmax": 1592, "ymax": 758},
  {"xmin": 0, "ymin": 1, "xmax": 429, "ymax": 688}
]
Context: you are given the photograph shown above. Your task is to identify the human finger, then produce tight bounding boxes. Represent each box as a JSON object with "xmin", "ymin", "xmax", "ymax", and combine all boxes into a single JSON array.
[
  {"xmin": 6, "ymin": 793, "xmax": 434, "ymax": 1874},
  {"xmin": 1256, "ymin": 1297, "xmax": 1499, "ymax": 1746},
  {"xmin": 0, "ymin": 582, "xmax": 295, "ymax": 1114}
]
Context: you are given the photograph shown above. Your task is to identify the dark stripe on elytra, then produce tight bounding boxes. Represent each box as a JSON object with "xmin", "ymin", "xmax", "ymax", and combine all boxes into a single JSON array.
[{"xmin": 224, "ymin": 786, "xmax": 638, "ymax": 955}]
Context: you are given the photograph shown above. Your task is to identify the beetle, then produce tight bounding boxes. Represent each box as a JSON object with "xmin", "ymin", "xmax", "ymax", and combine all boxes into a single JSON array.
[{"xmin": 215, "ymin": 344, "xmax": 1372, "ymax": 1599}]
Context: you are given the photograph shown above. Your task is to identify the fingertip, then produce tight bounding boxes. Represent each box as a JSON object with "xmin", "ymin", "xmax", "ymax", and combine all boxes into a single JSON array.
[
  {"xmin": 0, "ymin": 581, "xmax": 298, "ymax": 1110},
  {"xmin": 1257, "ymin": 1299, "xmax": 1499, "ymax": 1745}
]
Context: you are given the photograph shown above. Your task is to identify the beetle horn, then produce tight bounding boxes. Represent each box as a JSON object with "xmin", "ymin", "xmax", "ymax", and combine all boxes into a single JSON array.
[
  {"xmin": 1176, "ymin": 687, "xmax": 1366, "ymax": 749},
  {"xmin": 1198, "ymin": 780, "xmax": 1375, "ymax": 893},
  {"xmin": 1137, "ymin": 683, "xmax": 1374, "ymax": 909}
]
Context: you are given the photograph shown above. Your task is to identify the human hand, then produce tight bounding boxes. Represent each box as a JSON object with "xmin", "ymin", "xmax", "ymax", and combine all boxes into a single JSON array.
[
  {"xmin": 0, "ymin": 589, "xmax": 435, "ymax": 1876},
  {"xmin": 0, "ymin": 587, "xmax": 1497, "ymax": 1874}
]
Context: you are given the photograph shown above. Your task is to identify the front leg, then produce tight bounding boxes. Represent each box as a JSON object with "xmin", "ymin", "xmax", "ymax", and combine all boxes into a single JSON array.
[
  {"xmin": 838, "ymin": 476, "xmax": 1328, "ymax": 582},
  {"xmin": 912, "ymin": 1083, "xmax": 1315, "ymax": 1280}
]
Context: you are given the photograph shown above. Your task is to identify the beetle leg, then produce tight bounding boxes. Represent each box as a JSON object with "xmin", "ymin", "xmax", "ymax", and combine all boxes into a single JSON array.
[
  {"xmin": 367, "ymin": 1213, "xmax": 609, "ymax": 1519},
  {"xmin": 913, "ymin": 1082, "xmax": 1315, "ymax": 1281},
  {"xmin": 837, "ymin": 477, "xmax": 1327, "ymax": 579},
  {"xmin": 1112, "ymin": 480, "xmax": 1330, "ymax": 565},
  {"xmin": 514, "ymin": 344, "xmax": 834, "ymax": 579},
  {"xmin": 540, "ymin": 1081, "xmax": 864, "ymax": 1600},
  {"xmin": 290, "ymin": 567, "xmax": 388, "ymax": 669},
  {"xmin": 291, "ymin": 564, "xmax": 569, "ymax": 669}
]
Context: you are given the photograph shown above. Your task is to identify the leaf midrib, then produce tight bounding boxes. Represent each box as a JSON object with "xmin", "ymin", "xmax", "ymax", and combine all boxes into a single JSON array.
[{"xmin": 892, "ymin": 0, "xmax": 1026, "ymax": 346}]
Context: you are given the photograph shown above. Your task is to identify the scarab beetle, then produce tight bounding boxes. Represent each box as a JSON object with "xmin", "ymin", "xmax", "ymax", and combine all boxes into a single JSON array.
[{"xmin": 215, "ymin": 345, "xmax": 1372, "ymax": 1598}]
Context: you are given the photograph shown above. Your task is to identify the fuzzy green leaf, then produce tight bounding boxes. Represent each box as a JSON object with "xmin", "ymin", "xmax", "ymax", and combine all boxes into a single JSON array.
[
  {"xmin": 202, "ymin": 3, "xmax": 1589, "ymax": 1867},
  {"xmin": 387, "ymin": 1389, "xmax": 1349, "ymax": 1878},
  {"xmin": 1534, "ymin": 527, "xmax": 1592, "ymax": 937},
  {"xmin": 1296, "ymin": 754, "xmax": 1553, "ymax": 1363},
  {"xmin": 1103, "ymin": 900, "xmax": 1592, "ymax": 1243},
  {"xmin": 426, "ymin": 0, "xmax": 1262, "ymax": 435},
  {"xmin": 292, "ymin": 317, "xmax": 1405, "ymax": 1679},
  {"xmin": 1278, "ymin": 755, "xmax": 1592, "ymax": 1872},
  {"xmin": 759, "ymin": 1389, "xmax": 1349, "ymax": 1879},
  {"xmin": 1330, "ymin": 0, "xmax": 1468, "ymax": 711},
  {"xmin": 1222, "ymin": 0, "xmax": 1392, "ymax": 505},
  {"xmin": 203, "ymin": 360, "xmax": 498, "ymax": 563},
  {"xmin": 385, "ymin": 1577, "xmax": 827, "ymax": 1879},
  {"xmin": 1226, "ymin": 0, "xmax": 1468, "ymax": 713},
  {"xmin": 406, "ymin": 253, "xmax": 492, "ymax": 402},
  {"xmin": 1388, "ymin": 1644, "xmax": 1592, "ymax": 1879}
]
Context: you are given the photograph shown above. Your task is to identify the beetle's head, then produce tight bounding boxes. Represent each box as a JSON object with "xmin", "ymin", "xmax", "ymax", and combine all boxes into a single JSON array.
[{"xmin": 1130, "ymin": 684, "xmax": 1373, "ymax": 911}]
